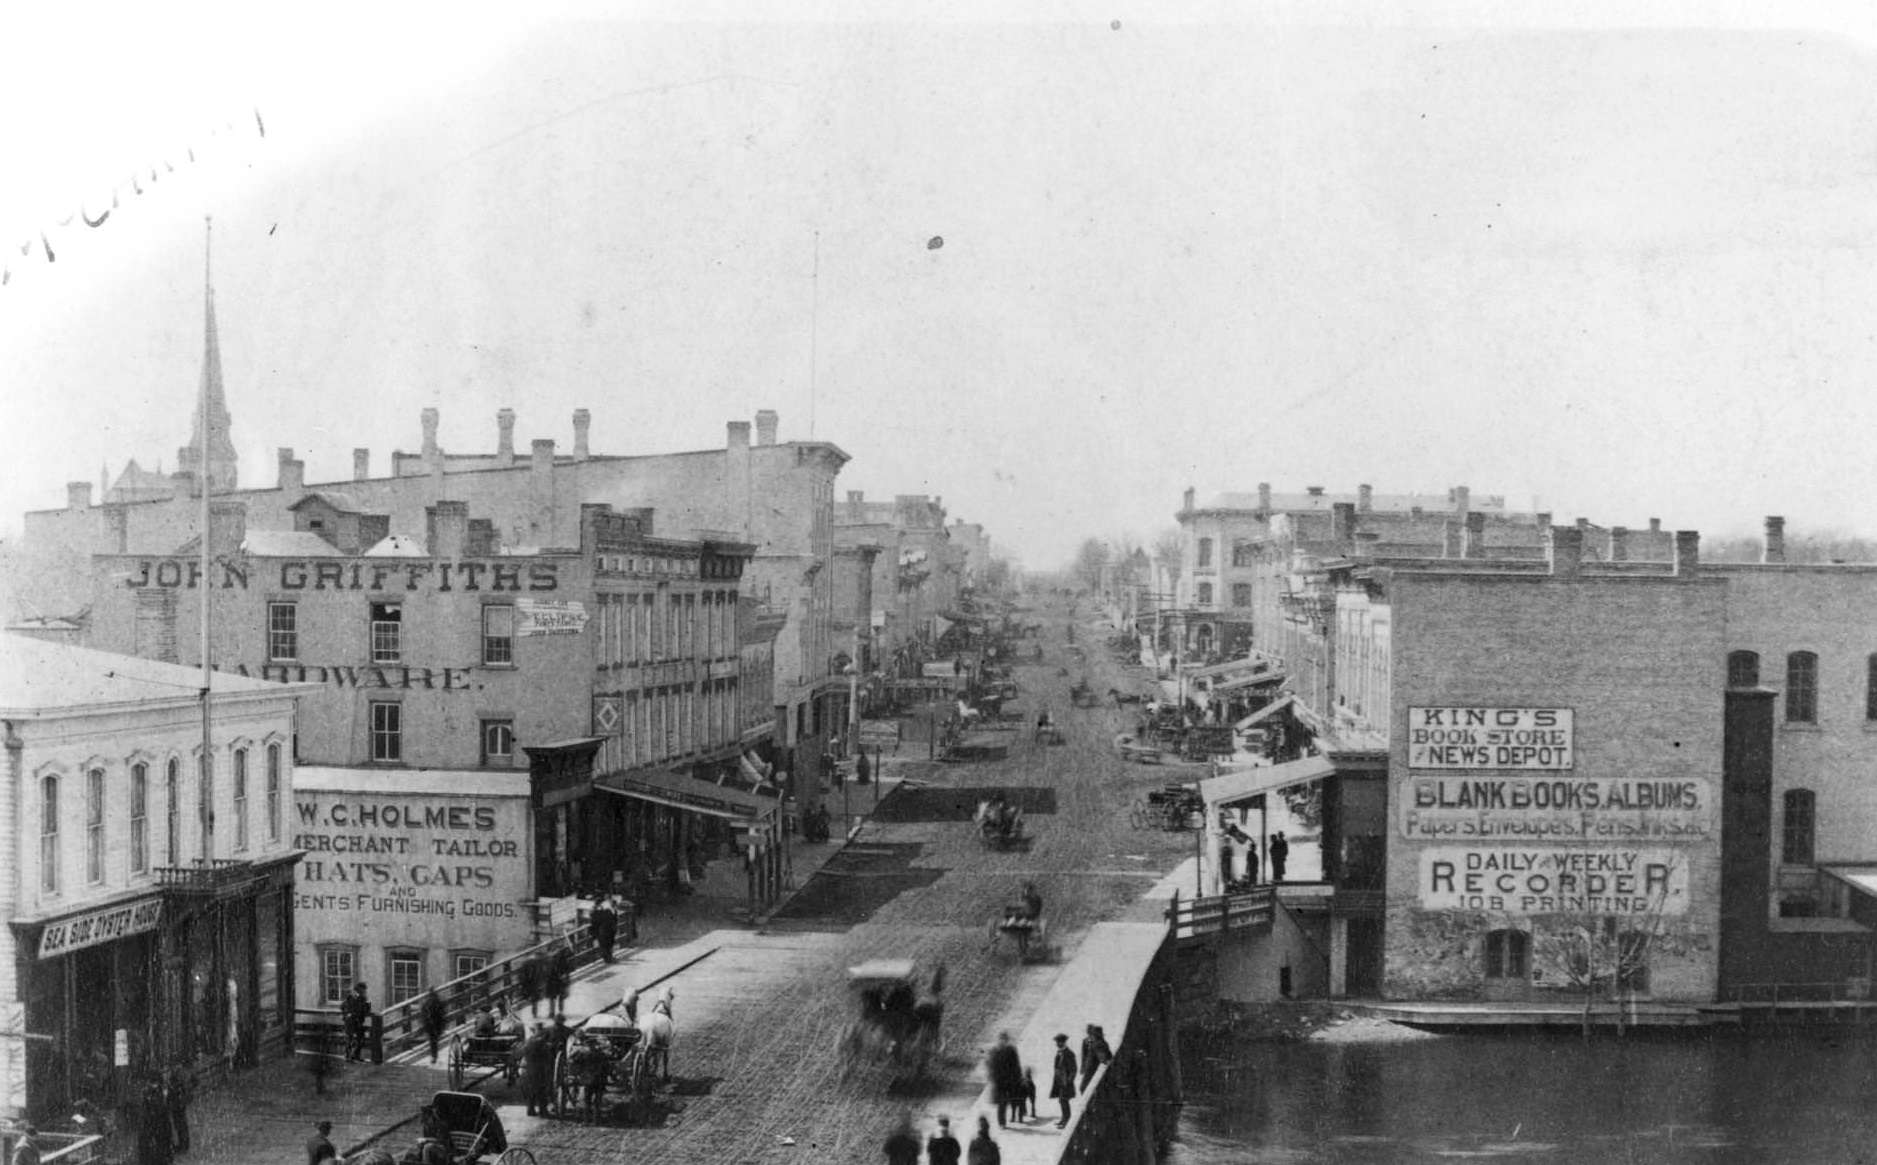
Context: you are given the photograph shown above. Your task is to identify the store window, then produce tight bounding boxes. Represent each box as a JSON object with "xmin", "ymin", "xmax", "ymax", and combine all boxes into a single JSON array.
[
  {"xmin": 1727, "ymin": 649, "xmax": 1760, "ymax": 689},
  {"xmin": 370, "ymin": 701, "xmax": 402, "ymax": 763},
  {"xmin": 319, "ymin": 946, "xmax": 358, "ymax": 1006},
  {"xmin": 266, "ymin": 744, "xmax": 282, "ymax": 843},
  {"xmin": 86, "ymin": 766, "xmax": 104, "ymax": 884},
  {"xmin": 131, "ymin": 761, "xmax": 149, "ymax": 874},
  {"xmin": 267, "ymin": 601, "xmax": 298, "ymax": 661},
  {"xmin": 1483, "ymin": 928, "xmax": 1530, "ymax": 980},
  {"xmin": 166, "ymin": 759, "xmax": 181, "ymax": 867},
  {"xmin": 233, "ymin": 748, "xmax": 249, "ymax": 852},
  {"xmin": 483, "ymin": 604, "xmax": 514, "ymax": 665},
  {"xmin": 387, "ymin": 949, "xmax": 425, "ymax": 1005},
  {"xmin": 481, "ymin": 719, "xmax": 515, "ymax": 766},
  {"xmin": 452, "ymin": 950, "xmax": 491, "ymax": 982},
  {"xmin": 1782, "ymin": 789, "xmax": 1816, "ymax": 866},
  {"xmin": 370, "ymin": 601, "xmax": 403, "ymax": 664},
  {"xmin": 41, "ymin": 774, "xmax": 59, "ymax": 894},
  {"xmin": 1232, "ymin": 540, "xmax": 1256, "ymax": 567},
  {"xmin": 1786, "ymin": 651, "xmax": 1818, "ymax": 723}
]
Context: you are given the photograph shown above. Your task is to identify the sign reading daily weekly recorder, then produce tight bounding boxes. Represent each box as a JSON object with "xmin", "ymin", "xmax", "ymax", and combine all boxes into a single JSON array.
[{"xmin": 1407, "ymin": 707, "xmax": 1574, "ymax": 770}]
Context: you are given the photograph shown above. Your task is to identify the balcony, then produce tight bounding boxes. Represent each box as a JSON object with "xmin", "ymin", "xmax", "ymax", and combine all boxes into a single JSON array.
[{"xmin": 157, "ymin": 858, "xmax": 264, "ymax": 899}]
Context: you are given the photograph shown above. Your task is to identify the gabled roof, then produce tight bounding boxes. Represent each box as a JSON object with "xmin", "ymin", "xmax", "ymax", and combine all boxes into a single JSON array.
[
  {"xmin": 0, "ymin": 635, "xmax": 304, "ymax": 713},
  {"xmin": 289, "ymin": 490, "xmax": 364, "ymax": 514}
]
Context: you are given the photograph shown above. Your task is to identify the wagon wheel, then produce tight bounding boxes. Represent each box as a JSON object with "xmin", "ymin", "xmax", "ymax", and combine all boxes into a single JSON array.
[
  {"xmin": 624, "ymin": 1048, "xmax": 652, "ymax": 1125},
  {"xmin": 552, "ymin": 1048, "xmax": 573, "ymax": 1118},
  {"xmin": 448, "ymin": 1036, "xmax": 466, "ymax": 1091},
  {"xmin": 493, "ymin": 1150, "xmax": 537, "ymax": 1165}
]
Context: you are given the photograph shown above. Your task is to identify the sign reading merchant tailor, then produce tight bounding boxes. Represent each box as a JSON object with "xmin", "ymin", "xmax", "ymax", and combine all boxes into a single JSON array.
[
  {"xmin": 1419, "ymin": 847, "xmax": 1689, "ymax": 916},
  {"xmin": 1407, "ymin": 707, "xmax": 1574, "ymax": 770}
]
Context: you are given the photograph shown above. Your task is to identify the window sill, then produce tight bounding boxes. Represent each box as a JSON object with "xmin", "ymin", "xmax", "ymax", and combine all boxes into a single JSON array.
[
  {"xmin": 1780, "ymin": 722, "xmax": 1822, "ymax": 733},
  {"xmin": 481, "ymin": 663, "xmax": 517, "ymax": 671}
]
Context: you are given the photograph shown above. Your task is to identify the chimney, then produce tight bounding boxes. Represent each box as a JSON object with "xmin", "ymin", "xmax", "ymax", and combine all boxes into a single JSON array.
[
  {"xmin": 497, "ymin": 409, "xmax": 516, "ymax": 467},
  {"xmin": 1675, "ymin": 531, "xmax": 1701, "ymax": 578},
  {"xmin": 1648, "ymin": 518, "xmax": 1662, "ymax": 533},
  {"xmin": 353, "ymin": 448, "xmax": 370, "ymax": 481},
  {"xmin": 847, "ymin": 490, "xmax": 863, "ymax": 506},
  {"xmin": 728, "ymin": 420, "xmax": 751, "ymax": 450},
  {"xmin": 103, "ymin": 504, "xmax": 129, "ymax": 552},
  {"xmin": 467, "ymin": 518, "xmax": 497, "ymax": 556},
  {"xmin": 1443, "ymin": 519, "xmax": 1464, "ymax": 558},
  {"xmin": 1257, "ymin": 483, "xmax": 1272, "ymax": 513},
  {"xmin": 1306, "ymin": 485, "xmax": 1325, "ymax": 498},
  {"xmin": 1410, "ymin": 506, "xmax": 1424, "ymax": 520},
  {"xmin": 1536, "ymin": 512, "xmax": 1552, "ymax": 539},
  {"xmin": 755, "ymin": 409, "xmax": 779, "ymax": 446},
  {"xmin": 1182, "ymin": 486, "xmax": 1196, "ymax": 513},
  {"xmin": 421, "ymin": 407, "xmax": 440, "ymax": 460},
  {"xmin": 208, "ymin": 500, "xmax": 247, "ymax": 559},
  {"xmin": 1763, "ymin": 516, "xmax": 1786, "ymax": 565},
  {"xmin": 277, "ymin": 448, "xmax": 304, "ymax": 493},
  {"xmin": 425, "ymin": 500, "xmax": 470, "ymax": 557},
  {"xmin": 1550, "ymin": 526, "xmax": 1584, "ymax": 577},
  {"xmin": 1357, "ymin": 484, "xmax": 1373, "ymax": 512},
  {"xmin": 1332, "ymin": 502, "xmax": 1357, "ymax": 547},
  {"xmin": 1610, "ymin": 526, "xmax": 1629, "ymax": 562},
  {"xmin": 1464, "ymin": 512, "xmax": 1486, "ymax": 558},
  {"xmin": 1453, "ymin": 485, "xmax": 1470, "ymax": 516},
  {"xmin": 65, "ymin": 482, "xmax": 91, "ymax": 511},
  {"xmin": 573, "ymin": 409, "xmax": 591, "ymax": 460}
]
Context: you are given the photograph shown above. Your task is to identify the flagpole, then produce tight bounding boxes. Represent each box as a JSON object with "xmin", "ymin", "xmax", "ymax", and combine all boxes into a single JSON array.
[{"xmin": 199, "ymin": 216, "xmax": 214, "ymax": 864}]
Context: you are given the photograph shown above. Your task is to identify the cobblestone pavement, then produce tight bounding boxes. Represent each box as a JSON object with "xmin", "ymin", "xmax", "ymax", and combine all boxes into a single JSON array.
[{"xmin": 492, "ymin": 605, "xmax": 1201, "ymax": 1165}]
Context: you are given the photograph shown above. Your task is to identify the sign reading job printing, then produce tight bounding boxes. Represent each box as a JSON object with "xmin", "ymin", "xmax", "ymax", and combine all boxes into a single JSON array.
[
  {"xmin": 1420, "ymin": 847, "xmax": 1688, "ymax": 915},
  {"xmin": 1408, "ymin": 707, "xmax": 1574, "ymax": 770},
  {"xmin": 292, "ymin": 792, "xmax": 529, "ymax": 924}
]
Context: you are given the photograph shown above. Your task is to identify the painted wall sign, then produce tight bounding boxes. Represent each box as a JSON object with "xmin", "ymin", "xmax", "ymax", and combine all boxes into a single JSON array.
[
  {"xmin": 1401, "ymin": 777, "xmax": 1710, "ymax": 841},
  {"xmin": 517, "ymin": 599, "xmax": 588, "ymax": 636},
  {"xmin": 292, "ymin": 794, "xmax": 529, "ymax": 921},
  {"xmin": 1419, "ymin": 847, "xmax": 1688, "ymax": 915},
  {"xmin": 37, "ymin": 896, "xmax": 164, "ymax": 958},
  {"xmin": 1407, "ymin": 707, "xmax": 1574, "ymax": 770},
  {"xmin": 231, "ymin": 664, "xmax": 471, "ymax": 688},
  {"xmin": 121, "ymin": 558, "xmax": 560, "ymax": 593}
]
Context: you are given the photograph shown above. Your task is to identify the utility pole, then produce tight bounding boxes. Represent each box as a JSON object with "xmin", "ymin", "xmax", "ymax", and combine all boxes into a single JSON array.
[{"xmin": 198, "ymin": 217, "xmax": 214, "ymax": 865}]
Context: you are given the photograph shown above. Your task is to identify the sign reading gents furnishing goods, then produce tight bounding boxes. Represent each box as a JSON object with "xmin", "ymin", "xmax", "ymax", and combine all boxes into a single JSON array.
[
  {"xmin": 1407, "ymin": 707, "xmax": 1574, "ymax": 770},
  {"xmin": 1401, "ymin": 777, "xmax": 1711, "ymax": 841},
  {"xmin": 1419, "ymin": 847, "xmax": 1689, "ymax": 915},
  {"xmin": 517, "ymin": 598, "xmax": 588, "ymax": 636}
]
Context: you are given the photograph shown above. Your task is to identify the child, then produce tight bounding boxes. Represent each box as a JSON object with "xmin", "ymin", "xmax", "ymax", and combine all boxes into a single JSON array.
[{"xmin": 1022, "ymin": 1065, "xmax": 1039, "ymax": 1120}]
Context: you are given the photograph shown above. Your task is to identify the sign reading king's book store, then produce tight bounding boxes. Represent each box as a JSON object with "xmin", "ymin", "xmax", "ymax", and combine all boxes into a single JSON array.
[{"xmin": 1407, "ymin": 707, "xmax": 1574, "ymax": 770}]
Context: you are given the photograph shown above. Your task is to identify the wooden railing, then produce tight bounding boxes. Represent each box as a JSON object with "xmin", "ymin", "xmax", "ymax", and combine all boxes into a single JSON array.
[
  {"xmin": 1733, "ymin": 980, "xmax": 1872, "ymax": 1005},
  {"xmin": 1165, "ymin": 887, "xmax": 1274, "ymax": 941}
]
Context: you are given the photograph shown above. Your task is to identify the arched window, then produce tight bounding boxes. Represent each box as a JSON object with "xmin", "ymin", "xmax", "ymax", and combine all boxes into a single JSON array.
[
  {"xmin": 1786, "ymin": 652, "xmax": 1818, "ymax": 723},
  {"xmin": 1727, "ymin": 650, "xmax": 1760, "ymax": 689},
  {"xmin": 40, "ymin": 775, "xmax": 60, "ymax": 893},
  {"xmin": 233, "ymin": 748, "xmax": 249, "ymax": 853},
  {"xmin": 130, "ymin": 762, "xmax": 149, "ymax": 874},
  {"xmin": 266, "ymin": 744, "xmax": 282, "ymax": 844},
  {"xmin": 1484, "ymin": 928, "xmax": 1530, "ymax": 980},
  {"xmin": 165, "ymin": 758, "xmax": 181, "ymax": 867},
  {"xmin": 86, "ymin": 767, "xmax": 105, "ymax": 884},
  {"xmin": 1782, "ymin": 789, "xmax": 1816, "ymax": 865}
]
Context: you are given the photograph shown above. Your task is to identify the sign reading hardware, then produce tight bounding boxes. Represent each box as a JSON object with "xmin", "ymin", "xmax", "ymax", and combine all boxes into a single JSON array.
[
  {"xmin": 38, "ymin": 897, "xmax": 164, "ymax": 958},
  {"xmin": 1408, "ymin": 707, "xmax": 1573, "ymax": 770}
]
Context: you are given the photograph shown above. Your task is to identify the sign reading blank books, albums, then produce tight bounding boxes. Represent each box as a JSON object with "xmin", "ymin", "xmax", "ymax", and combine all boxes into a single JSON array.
[{"xmin": 1408, "ymin": 707, "xmax": 1574, "ymax": 770}]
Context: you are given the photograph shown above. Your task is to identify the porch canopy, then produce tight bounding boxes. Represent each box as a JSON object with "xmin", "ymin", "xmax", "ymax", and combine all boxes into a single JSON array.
[
  {"xmin": 1822, "ymin": 865, "xmax": 1877, "ymax": 902},
  {"xmin": 596, "ymin": 769, "xmax": 777, "ymax": 821},
  {"xmin": 1199, "ymin": 754, "xmax": 1335, "ymax": 809},
  {"xmin": 1233, "ymin": 694, "xmax": 1294, "ymax": 731},
  {"xmin": 1214, "ymin": 670, "xmax": 1288, "ymax": 694}
]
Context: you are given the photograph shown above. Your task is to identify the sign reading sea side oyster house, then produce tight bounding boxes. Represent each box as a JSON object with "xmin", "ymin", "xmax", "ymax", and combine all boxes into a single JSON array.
[{"xmin": 1407, "ymin": 707, "xmax": 1574, "ymax": 770}]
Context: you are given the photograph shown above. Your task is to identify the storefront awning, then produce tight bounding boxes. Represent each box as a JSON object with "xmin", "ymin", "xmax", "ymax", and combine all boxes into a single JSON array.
[
  {"xmin": 1200, "ymin": 754, "xmax": 1335, "ymax": 807},
  {"xmin": 1234, "ymin": 695, "xmax": 1294, "ymax": 731},
  {"xmin": 1213, "ymin": 670, "xmax": 1288, "ymax": 694},
  {"xmin": 1191, "ymin": 656, "xmax": 1262, "ymax": 679},
  {"xmin": 596, "ymin": 770, "xmax": 778, "ymax": 821}
]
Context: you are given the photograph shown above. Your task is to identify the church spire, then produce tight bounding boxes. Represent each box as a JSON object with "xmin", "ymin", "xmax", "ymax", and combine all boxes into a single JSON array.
[{"xmin": 178, "ymin": 217, "xmax": 238, "ymax": 491}]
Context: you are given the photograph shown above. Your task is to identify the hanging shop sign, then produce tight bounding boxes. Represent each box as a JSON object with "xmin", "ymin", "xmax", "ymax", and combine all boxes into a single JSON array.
[
  {"xmin": 37, "ymin": 896, "xmax": 165, "ymax": 959},
  {"xmin": 1407, "ymin": 707, "xmax": 1574, "ymax": 770},
  {"xmin": 1418, "ymin": 847, "xmax": 1688, "ymax": 916},
  {"xmin": 517, "ymin": 599, "xmax": 588, "ymax": 636},
  {"xmin": 1401, "ymin": 777, "xmax": 1711, "ymax": 841}
]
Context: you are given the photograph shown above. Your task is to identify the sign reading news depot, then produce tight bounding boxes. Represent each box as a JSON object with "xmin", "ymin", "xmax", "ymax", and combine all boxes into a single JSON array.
[
  {"xmin": 1408, "ymin": 707, "xmax": 1575, "ymax": 770},
  {"xmin": 292, "ymin": 785, "xmax": 530, "ymax": 932}
]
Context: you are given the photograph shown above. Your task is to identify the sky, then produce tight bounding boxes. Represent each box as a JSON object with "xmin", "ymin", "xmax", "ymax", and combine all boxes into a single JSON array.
[{"xmin": 4, "ymin": 1, "xmax": 1876, "ymax": 572}]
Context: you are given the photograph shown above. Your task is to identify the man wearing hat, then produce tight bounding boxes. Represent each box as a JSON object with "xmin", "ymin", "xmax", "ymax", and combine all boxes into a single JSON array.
[
  {"xmin": 1049, "ymin": 1033, "xmax": 1079, "ymax": 1128},
  {"xmin": 925, "ymin": 1115, "xmax": 962, "ymax": 1165},
  {"xmin": 305, "ymin": 1120, "xmax": 337, "ymax": 1165},
  {"xmin": 1078, "ymin": 1024, "xmax": 1113, "ymax": 1094}
]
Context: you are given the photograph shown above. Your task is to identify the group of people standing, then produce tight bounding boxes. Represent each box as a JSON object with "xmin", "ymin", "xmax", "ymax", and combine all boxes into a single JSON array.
[
  {"xmin": 985, "ymin": 1025, "xmax": 1112, "ymax": 1130},
  {"xmin": 883, "ymin": 1113, "xmax": 1002, "ymax": 1165}
]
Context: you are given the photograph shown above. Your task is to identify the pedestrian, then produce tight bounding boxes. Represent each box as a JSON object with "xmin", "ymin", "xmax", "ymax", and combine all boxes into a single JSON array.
[
  {"xmin": 926, "ymin": 1115, "xmax": 962, "ymax": 1165},
  {"xmin": 1049, "ymin": 1032, "xmax": 1078, "ymax": 1128},
  {"xmin": 305, "ymin": 1120, "xmax": 336, "ymax": 1165},
  {"xmin": 341, "ymin": 982, "xmax": 372, "ymax": 1062},
  {"xmin": 517, "ymin": 954, "xmax": 544, "ymax": 1018},
  {"xmin": 966, "ymin": 1116, "xmax": 1001, "ymax": 1165},
  {"xmin": 882, "ymin": 1112, "xmax": 920, "ymax": 1165},
  {"xmin": 421, "ymin": 988, "xmax": 447, "ymax": 1064},
  {"xmin": 1270, "ymin": 831, "xmax": 1290, "ymax": 883},
  {"xmin": 591, "ymin": 895, "xmax": 618, "ymax": 963},
  {"xmin": 1078, "ymin": 1025, "xmax": 1113, "ymax": 1093},
  {"xmin": 985, "ymin": 1031, "xmax": 1025, "ymax": 1128},
  {"xmin": 165, "ymin": 1064, "xmax": 195, "ymax": 1153},
  {"xmin": 547, "ymin": 945, "xmax": 572, "ymax": 1013},
  {"xmin": 856, "ymin": 749, "xmax": 872, "ymax": 785},
  {"xmin": 9, "ymin": 1123, "xmax": 40, "ymax": 1165},
  {"xmin": 1246, "ymin": 839, "xmax": 1260, "ymax": 886},
  {"xmin": 137, "ymin": 1073, "xmax": 173, "ymax": 1165},
  {"xmin": 520, "ymin": 1023, "xmax": 556, "ymax": 1117},
  {"xmin": 1021, "ymin": 1066, "xmax": 1038, "ymax": 1120},
  {"xmin": 548, "ymin": 1014, "xmax": 573, "ymax": 1062}
]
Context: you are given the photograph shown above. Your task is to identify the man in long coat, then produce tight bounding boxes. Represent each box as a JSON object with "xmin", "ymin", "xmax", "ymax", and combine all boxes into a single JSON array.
[
  {"xmin": 1078, "ymin": 1025, "xmax": 1113, "ymax": 1094},
  {"xmin": 985, "ymin": 1031, "xmax": 1025, "ymax": 1128},
  {"xmin": 520, "ymin": 1024, "xmax": 558, "ymax": 1117},
  {"xmin": 1049, "ymin": 1032, "xmax": 1078, "ymax": 1128},
  {"xmin": 590, "ymin": 897, "xmax": 618, "ymax": 963}
]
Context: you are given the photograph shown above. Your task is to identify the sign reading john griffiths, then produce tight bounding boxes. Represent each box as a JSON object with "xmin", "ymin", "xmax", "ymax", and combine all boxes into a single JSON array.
[{"xmin": 1408, "ymin": 707, "xmax": 1573, "ymax": 770}]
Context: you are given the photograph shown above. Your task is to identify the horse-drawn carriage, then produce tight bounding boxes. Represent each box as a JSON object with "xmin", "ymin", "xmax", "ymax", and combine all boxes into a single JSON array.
[
  {"xmin": 974, "ymin": 796, "xmax": 1026, "ymax": 849},
  {"xmin": 446, "ymin": 1017, "xmax": 523, "ymax": 1090},
  {"xmin": 551, "ymin": 991, "xmax": 674, "ymax": 1125},
  {"xmin": 988, "ymin": 882, "xmax": 1047, "ymax": 961},
  {"xmin": 838, "ymin": 960, "xmax": 945, "ymax": 1081},
  {"xmin": 353, "ymin": 1091, "xmax": 533, "ymax": 1165},
  {"xmin": 1131, "ymin": 783, "xmax": 1206, "ymax": 832}
]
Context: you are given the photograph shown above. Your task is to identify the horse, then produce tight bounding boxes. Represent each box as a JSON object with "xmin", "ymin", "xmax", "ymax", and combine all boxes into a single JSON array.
[{"xmin": 641, "ymin": 986, "xmax": 676, "ymax": 1083}]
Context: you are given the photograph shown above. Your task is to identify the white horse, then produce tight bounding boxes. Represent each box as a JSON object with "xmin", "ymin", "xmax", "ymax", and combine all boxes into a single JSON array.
[{"xmin": 641, "ymin": 986, "xmax": 676, "ymax": 1083}]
